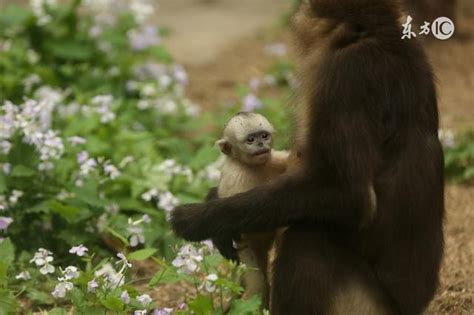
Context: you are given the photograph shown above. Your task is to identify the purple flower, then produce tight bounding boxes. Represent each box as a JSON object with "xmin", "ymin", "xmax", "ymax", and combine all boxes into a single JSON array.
[
  {"xmin": 242, "ymin": 94, "xmax": 263, "ymax": 112},
  {"xmin": 0, "ymin": 216, "xmax": 13, "ymax": 232},
  {"xmin": 128, "ymin": 25, "xmax": 161, "ymax": 51}
]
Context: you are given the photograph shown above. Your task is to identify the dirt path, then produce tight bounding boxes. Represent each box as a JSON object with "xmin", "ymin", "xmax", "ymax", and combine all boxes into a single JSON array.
[
  {"xmin": 158, "ymin": 0, "xmax": 289, "ymax": 65},
  {"xmin": 157, "ymin": 2, "xmax": 474, "ymax": 314}
]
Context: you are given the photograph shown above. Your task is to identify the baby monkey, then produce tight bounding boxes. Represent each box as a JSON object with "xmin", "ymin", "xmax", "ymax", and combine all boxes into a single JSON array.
[{"xmin": 216, "ymin": 112, "xmax": 288, "ymax": 306}]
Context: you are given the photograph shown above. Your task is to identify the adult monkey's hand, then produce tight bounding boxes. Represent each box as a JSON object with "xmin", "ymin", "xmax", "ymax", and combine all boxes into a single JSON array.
[{"xmin": 170, "ymin": 203, "xmax": 212, "ymax": 241}]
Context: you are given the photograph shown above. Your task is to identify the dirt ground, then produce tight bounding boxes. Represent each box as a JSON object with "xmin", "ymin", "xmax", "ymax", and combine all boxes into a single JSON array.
[{"xmin": 157, "ymin": 1, "xmax": 474, "ymax": 314}]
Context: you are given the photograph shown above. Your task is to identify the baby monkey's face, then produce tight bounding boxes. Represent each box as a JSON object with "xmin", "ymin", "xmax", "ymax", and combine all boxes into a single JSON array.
[{"xmin": 237, "ymin": 130, "xmax": 273, "ymax": 165}]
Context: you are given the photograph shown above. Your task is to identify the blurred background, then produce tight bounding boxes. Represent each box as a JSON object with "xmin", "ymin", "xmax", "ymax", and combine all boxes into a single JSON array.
[{"xmin": 0, "ymin": 0, "xmax": 472, "ymax": 314}]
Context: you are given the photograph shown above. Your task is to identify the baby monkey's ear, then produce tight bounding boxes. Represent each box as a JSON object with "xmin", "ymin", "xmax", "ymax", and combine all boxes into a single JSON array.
[{"xmin": 216, "ymin": 139, "xmax": 232, "ymax": 155}]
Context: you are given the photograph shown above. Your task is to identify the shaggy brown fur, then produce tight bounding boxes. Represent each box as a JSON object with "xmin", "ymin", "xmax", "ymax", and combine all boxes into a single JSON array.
[{"xmin": 171, "ymin": 0, "xmax": 444, "ymax": 314}]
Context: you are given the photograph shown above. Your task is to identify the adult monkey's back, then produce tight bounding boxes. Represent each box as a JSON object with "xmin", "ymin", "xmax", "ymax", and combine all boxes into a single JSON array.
[{"xmin": 171, "ymin": 0, "xmax": 445, "ymax": 314}]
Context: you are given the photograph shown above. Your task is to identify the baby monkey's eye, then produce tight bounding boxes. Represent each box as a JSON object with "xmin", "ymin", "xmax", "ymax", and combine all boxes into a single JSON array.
[
  {"xmin": 246, "ymin": 136, "xmax": 255, "ymax": 143},
  {"xmin": 262, "ymin": 133, "xmax": 269, "ymax": 139}
]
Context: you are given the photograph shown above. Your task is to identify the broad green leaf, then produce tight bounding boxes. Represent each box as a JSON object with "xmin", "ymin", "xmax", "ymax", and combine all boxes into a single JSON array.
[
  {"xmin": 0, "ymin": 239, "xmax": 14, "ymax": 286},
  {"xmin": 149, "ymin": 267, "xmax": 188, "ymax": 287},
  {"xmin": 188, "ymin": 295, "xmax": 213, "ymax": 315},
  {"xmin": 47, "ymin": 200, "xmax": 81, "ymax": 223},
  {"xmin": 229, "ymin": 295, "xmax": 261, "ymax": 315},
  {"xmin": 11, "ymin": 165, "xmax": 36, "ymax": 177},
  {"xmin": 45, "ymin": 40, "xmax": 94, "ymax": 61},
  {"xmin": 0, "ymin": 5, "xmax": 31, "ymax": 30},
  {"xmin": 26, "ymin": 289, "xmax": 55, "ymax": 305},
  {"xmin": 0, "ymin": 239, "xmax": 14, "ymax": 266},
  {"xmin": 101, "ymin": 295, "xmax": 124, "ymax": 312},
  {"xmin": 0, "ymin": 263, "xmax": 7, "ymax": 286},
  {"xmin": 0, "ymin": 289, "xmax": 19, "ymax": 315},
  {"xmin": 47, "ymin": 308, "xmax": 67, "ymax": 315},
  {"xmin": 128, "ymin": 248, "xmax": 157, "ymax": 261},
  {"xmin": 105, "ymin": 227, "xmax": 129, "ymax": 246}
]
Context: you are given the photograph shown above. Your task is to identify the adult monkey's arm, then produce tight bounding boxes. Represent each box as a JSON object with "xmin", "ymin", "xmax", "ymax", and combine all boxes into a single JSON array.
[
  {"xmin": 206, "ymin": 187, "xmax": 239, "ymax": 262},
  {"xmin": 171, "ymin": 109, "xmax": 381, "ymax": 242}
]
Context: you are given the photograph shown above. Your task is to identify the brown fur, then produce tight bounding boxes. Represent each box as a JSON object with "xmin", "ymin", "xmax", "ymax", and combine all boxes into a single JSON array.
[{"xmin": 171, "ymin": 0, "xmax": 444, "ymax": 314}]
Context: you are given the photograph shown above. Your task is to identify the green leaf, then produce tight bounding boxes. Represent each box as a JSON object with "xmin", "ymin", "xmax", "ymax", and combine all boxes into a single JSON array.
[
  {"xmin": 26, "ymin": 288, "xmax": 55, "ymax": 305},
  {"xmin": 47, "ymin": 308, "xmax": 67, "ymax": 315},
  {"xmin": 188, "ymin": 294, "xmax": 213, "ymax": 315},
  {"xmin": 0, "ymin": 239, "xmax": 14, "ymax": 286},
  {"xmin": 46, "ymin": 200, "xmax": 81, "ymax": 223},
  {"xmin": 0, "ymin": 289, "xmax": 19, "ymax": 315},
  {"xmin": 229, "ymin": 295, "xmax": 261, "ymax": 315},
  {"xmin": 11, "ymin": 165, "xmax": 36, "ymax": 177},
  {"xmin": 0, "ymin": 239, "xmax": 14, "ymax": 266},
  {"xmin": 105, "ymin": 227, "xmax": 129, "ymax": 246},
  {"xmin": 128, "ymin": 248, "xmax": 157, "ymax": 261},
  {"xmin": 101, "ymin": 295, "xmax": 124, "ymax": 312},
  {"xmin": 0, "ymin": 5, "xmax": 31, "ymax": 30},
  {"xmin": 0, "ymin": 173, "xmax": 6, "ymax": 193},
  {"xmin": 149, "ymin": 267, "xmax": 188, "ymax": 287},
  {"xmin": 45, "ymin": 40, "xmax": 94, "ymax": 61}
]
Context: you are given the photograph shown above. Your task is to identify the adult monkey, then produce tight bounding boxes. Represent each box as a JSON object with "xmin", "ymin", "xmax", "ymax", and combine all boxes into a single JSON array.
[{"xmin": 171, "ymin": 0, "xmax": 445, "ymax": 314}]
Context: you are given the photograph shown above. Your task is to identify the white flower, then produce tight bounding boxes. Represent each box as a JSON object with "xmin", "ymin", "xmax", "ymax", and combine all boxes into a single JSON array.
[
  {"xmin": 77, "ymin": 151, "xmax": 89, "ymax": 164},
  {"xmin": 201, "ymin": 240, "xmax": 215, "ymax": 252},
  {"xmin": 137, "ymin": 294, "xmax": 152, "ymax": 306},
  {"xmin": 61, "ymin": 266, "xmax": 80, "ymax": 280},
  {"xmin": 105, "ymin": 203, "xmax": 119, "ymax": 214},
  {"xmin": 242, "ymin": 94, "xmax": 263, "ymax": 112},
  {"xmin": 30, "ymin": 248, "xmax": 55, "ymax": 274},
  {"xmin": 142, "ymin": 214, "xmax": 151, "ymax": 223},
  {"xmin": 201, "ymin": 273, "xmax": 218, "ymax": 293},
  {"xmin": 173, "ymin": 65, "xmax": 188, "ymax": 86},
  {"xmin": 135, "ymin": 310, "xmax": 147, "ymax": 315},
  {"xmin": 119, "ymin": 156, "xmax": 134, "ymax": 168},
  {"xmin": 128, "ymin": 25, "xmax": 161, "ymax": 51},
  {"xmin": 129, "ymin": 0, "xmax": 155, "ymax": 24},
  {"xmin": 52, "ymin": 281, "xmax": 73, "ymax": 298},
  {"xmin": 128, "ymin": 225, "xmax": 145, "ymax": 247},
  {"xmin": 9, "ymin": 190, "xmax": 23, "ymax": 205},
  {"xmin": 0, "ymin": 217, "xmax": 13, "ymax": 232},
  {"xmin": 116, "ymin": 252, "xmax": 132, "ymax": 272},
  {"xmin": 87, "ymin": 279, "xmax": 99, "ymax": 293},
  {"xmin": 172, "ymin": 244, "xmax": 204, "ymax": 274},
  {"xmin": 141, "ymin": 188, "xmax": 159, "ymax": 202},
  {"xmin": 40, "ymin": 264, "xmax": 55, "ymax": 275},
  {"xmin": 15, "ymin": 271, "xmax": 31, "ymax": 280},
  {"xmin": 103, "ymin": 163, "xmax": 121, "ymax": 179},
  {"xmin": 91, "ymin": 94, "xmax": 115, "ymax": 123},
  {"xmin": 67, "ymin": 136, "xmax": 86, "ymax": 146},
  {"xmin": 120, "ymin": 290, "xmax": 131, "ymax": 304},
  {"xmin": 30, "ymin": 0, "xmax": 57, "ymax": 25},
  {"xmin": 95, "ymin": 263, "xmax": 124, "ymax": 287},
  {"xmin": 2, "ymin": 163, "xmax": 11, "ymax": 175},
  {"xmin": 154, "ymin": 308, "xmax": 174, "ymax": 315},
  {"xmin": 80, "ymin": 158, "xmax": 98, "ymax": 176},
  {"xmin": 438, "ymin": 129, "xmax": 456, "ymax": 148},
  {"xmin": 249, "ymin": 78, "xmax": 261, "ymax": 91},
  {"xmin": 69, "ymin": 244, "xmax": 89, "ymax": 257},
  {"xmin": 157, "ymin": 191, "xmax": 179, "ymax": 213}
]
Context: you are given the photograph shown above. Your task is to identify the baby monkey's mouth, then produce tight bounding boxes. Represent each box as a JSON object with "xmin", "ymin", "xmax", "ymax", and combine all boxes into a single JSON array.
[{"xmin": 253, "ymin": 149, "xmax": 270, "ymax": 157}]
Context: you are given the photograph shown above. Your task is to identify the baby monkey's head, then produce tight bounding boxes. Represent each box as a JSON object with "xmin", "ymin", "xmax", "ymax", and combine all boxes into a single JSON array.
[{"xmin": 217, "ymin": 112, "xmax": 275, "ymax": 166}]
